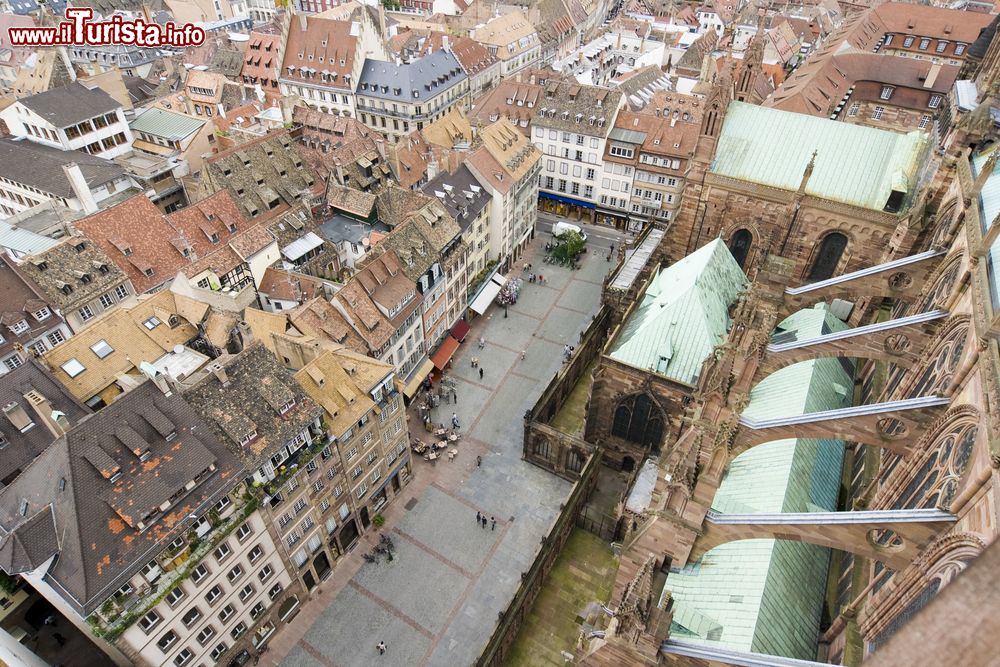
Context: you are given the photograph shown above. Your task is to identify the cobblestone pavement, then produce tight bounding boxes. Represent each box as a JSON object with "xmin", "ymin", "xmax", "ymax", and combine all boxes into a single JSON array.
[{"xmin": 269, "ymin": 231, "xmax": 616, "ymax": 667}]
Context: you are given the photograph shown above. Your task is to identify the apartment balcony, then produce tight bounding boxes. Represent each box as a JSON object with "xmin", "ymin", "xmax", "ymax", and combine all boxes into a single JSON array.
[{"xmin": 87, "ymin": 488, "xmax": 260, "ymax": 641}]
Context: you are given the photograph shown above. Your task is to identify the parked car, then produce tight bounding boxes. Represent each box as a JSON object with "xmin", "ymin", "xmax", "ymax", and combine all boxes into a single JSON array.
[{"xmin": 552, "ymin": 221, "xmax": 588, "ymax": 242}]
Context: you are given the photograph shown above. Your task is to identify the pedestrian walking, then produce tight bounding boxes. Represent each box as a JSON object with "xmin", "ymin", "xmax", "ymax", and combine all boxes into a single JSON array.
[
  {"xmin": 610, "ymin": 243, "xmax": 615, "ymax": 254},
  {"xmin": 481, "ymin": 516, "xmax": 487, "ymax": 529},
  {"xmin": 452, "ymin": 413, "xmax": 460, "ymax": 429},
  {"xmin": 479, "ymin": 367, "xmax": 484, "ymax": 380},
  {"xmin": 478, "ymin": 336, "xmax": 485, "ymax": 350},
  {"xmin": 43, "ymin": 615, "xmax": 56, "ymax": 627},
  {"xmin": 476, "ymin": 455, "xmax": 482, "ymax": 467},
  {"xmin": 452, "ymin": 389, "xmax": 457, "ymax": 403},
  {"xmin": 491, "ymin": 517, "xmax": 496, "ymax": 531},
  {"xmin": 477, "ymin": 510, "xmax": 482, "ymax": 524},
  {"xmin": 377, "ymin": 641, "xmax": 387, "ymax": 655},
  {"xmin": 520, "ymin": 350, "xmax": 526, "ymax": 360}
]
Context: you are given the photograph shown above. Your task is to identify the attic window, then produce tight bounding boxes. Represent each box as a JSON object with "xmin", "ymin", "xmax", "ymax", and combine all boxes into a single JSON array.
[
  {"xmin": 144, "ymin": 268, "xmax": 155, "ymax": 277},
  {"xmin": 90, "ymin": 339, "xmax": 114, "ymax": 359},
  {"xmin": 98, "ymin": 264, "xmax": 109, "ymax": 274},
  {"xmin": 110, "ymin": 470, "xmax": 122, "ymax": 483},
  {"xmin": 144, "ymin": 316, "xmax": 161, "ymax": 330},
  {"xmin": 61, "ymin": 358, "xmax": 86, "ymax": 377},
  {"xmin": 279, "ymin": 399, "xmax": 296, "ymax": 415},
  {"xmin": 239, "ymin": 430, "xmax": 258, "ymax": 446},
  {"xmin": 74, "ymin": 241, "xmax": 86, "ymax": 253},
  {"xmin": 61, "ymin": 284, "xmax": 73, "ymax": 295}
]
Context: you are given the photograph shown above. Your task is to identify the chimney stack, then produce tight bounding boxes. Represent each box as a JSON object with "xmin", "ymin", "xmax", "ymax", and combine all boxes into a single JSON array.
[
  {"xmin": 211, "ymin": 362, "xmax": 229, "ymax": 387},
  {"xmin": 24, "ymin": 392, "xmax": 67, "ymax": 438},
  {"xmin": 62, "ymin": 163, "xmax": 98, "ymax": 214}
]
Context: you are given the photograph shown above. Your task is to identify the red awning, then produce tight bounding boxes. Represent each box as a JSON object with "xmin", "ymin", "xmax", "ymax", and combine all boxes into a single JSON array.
[
  {"xmin": 430, "ymin": 336, "xmax": 461, "ymax": 370},
  {"xmin": 451, "ymin": 319, "xmax": 471, "ymax": 342}
]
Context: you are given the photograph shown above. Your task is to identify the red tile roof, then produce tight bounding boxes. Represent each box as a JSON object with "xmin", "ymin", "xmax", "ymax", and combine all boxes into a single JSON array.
[
  {"xmin": 73, "ymin": 191, "xmax": 275, "ymax": 293},
  {"xmin": 281, "ymin": 16, "xmax": 357, "ymax": 92}
]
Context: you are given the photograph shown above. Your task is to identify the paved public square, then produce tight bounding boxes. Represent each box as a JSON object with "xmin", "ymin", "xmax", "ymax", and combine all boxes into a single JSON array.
[{"xmin": 268, "ymin": 228, "xmax": 618, "ymax": 667}]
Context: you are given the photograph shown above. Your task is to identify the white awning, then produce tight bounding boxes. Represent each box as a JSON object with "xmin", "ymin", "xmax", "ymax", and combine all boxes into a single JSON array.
[
  {"xmin": 490, "ymin": 272, "xmax": 508, "ymax": 288},
  {"xmin": 470, "ymin": 280, "xmax": 502, "ymax": 314},
  {"xmin": 281, "ymin": 232, "xmax": 324, "ymax": 261}
]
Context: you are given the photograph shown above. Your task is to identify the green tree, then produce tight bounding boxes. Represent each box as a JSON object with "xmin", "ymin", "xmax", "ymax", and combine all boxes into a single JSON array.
[{"xmin": 552, "ymin": 230, "xmax": 585, "ymax": 263}]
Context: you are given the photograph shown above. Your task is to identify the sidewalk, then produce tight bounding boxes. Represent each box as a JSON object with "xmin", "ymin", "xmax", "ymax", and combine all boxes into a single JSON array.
[{"xmin": 269, "ymin": 236, "xmax": 609, "ymax": 667}]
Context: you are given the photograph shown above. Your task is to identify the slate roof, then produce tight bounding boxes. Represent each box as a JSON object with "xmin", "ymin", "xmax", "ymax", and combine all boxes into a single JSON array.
[
  {"xmin": 423, "ymin": 165, "xmax": 491, "ymax": 233},
  {"xmin": 182, "ymin": 344, "xmax": 322, "ymax": 469},
  {"xmin": 0, "ymin": 259, "xmax": 66, "ymax": 361},
  {"xmin": 0, "ymin": 381, "xmax": 242, "ymax": 616},
  {"xmin": 357, "ymin": 50, "xmax": 467, "ymax": 103},
  {"xmin": 0, "ymin": 138, "xmax": 126, "ymax": 200},
  {"xmin": 531, "ymin": 80, "xmax": 623, "ymax": 134},
  {"xmin": 199, "ymin": 131, "xmax": 321, "ymax": 219},
  {"xmin": 711, "ymin": 101, "xmax": 927, "ymax": 212},
  {"xmin": 0, "ymin": 359, "xmax": 90, "ymax": 485},
  {"xmin": 327, "ymin": 184, "xmax": 378, "ymax": 218},
  {"xmin": 18, "ymin": 82, "xmax": 121, "ymax": 128},
  {"xmin": 17, "ymin": 238, "xmax": 130, "ymax": 313},
  {"xmin": 610, "ymin": 239, "xmax": 746, "ymax": 385}
]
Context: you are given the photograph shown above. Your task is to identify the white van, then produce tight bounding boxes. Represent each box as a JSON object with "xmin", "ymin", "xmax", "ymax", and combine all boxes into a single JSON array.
[{"xmin": 552, "ymin": 221, "xmax": 588, "ymax": 242}]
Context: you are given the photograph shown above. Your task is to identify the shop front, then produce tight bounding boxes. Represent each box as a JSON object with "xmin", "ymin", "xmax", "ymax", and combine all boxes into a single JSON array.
[{"xmin": 538, "ymin": 191, "xmax": 596, "ymax": 222}]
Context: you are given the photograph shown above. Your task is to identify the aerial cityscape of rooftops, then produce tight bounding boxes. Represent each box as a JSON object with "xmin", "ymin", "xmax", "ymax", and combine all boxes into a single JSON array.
[{"xmin": 0, "ymin": 0, "xmax": 999, "ymax": 664}]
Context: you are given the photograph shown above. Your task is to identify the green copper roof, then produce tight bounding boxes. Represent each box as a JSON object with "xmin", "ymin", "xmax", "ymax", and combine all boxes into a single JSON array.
[
  {"xmin": 609, "ymin": 239, "xmax": 746, "ymax": 385},
  {"xmin": 665, "ymin": 305, "xmax": 852, "ymax": 660},
  {"xmin": 711, "ymin": 101, "xmax": 927, "ymax": 212},
  {"xmin": 129, "ymin": 107, "xmax": 205, "ymax": 140}
]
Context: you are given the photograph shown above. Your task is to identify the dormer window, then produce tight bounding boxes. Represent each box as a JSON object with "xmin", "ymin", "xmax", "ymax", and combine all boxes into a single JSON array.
[
  {"xmin": 239, "ymin": 430, "xmax": 258, "ymax": 446},
  {"xmin": 279, "ymin": 399, "xmax": 296, "ymax": 415},
  {"xmin": 73, "ymin": 241, "xmax": 86, "ymax": 253},
  {"xmin": 9, "ymin": 320, "xmax": 29, "ymax": 335},
  {"xmin": 33, "ymin": 307, "xmax": 50, "ymax": 321},
  {"xmin": 144, "ymin": 268, "xmax": 155, "ymax": 277}
]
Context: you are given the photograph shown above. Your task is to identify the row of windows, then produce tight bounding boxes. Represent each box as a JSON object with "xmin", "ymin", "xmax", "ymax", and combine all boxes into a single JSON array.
[{"xmin": 886, "ymin": 34, "xmax": 966, "ymax": 56}]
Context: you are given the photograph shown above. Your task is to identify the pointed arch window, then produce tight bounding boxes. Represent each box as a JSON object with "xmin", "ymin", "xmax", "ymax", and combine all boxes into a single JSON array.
[
  {"xmin": 807, "ymin": 232, "xmax": 848, "ymax": 281},
  {"xmin": 611, "ymin": 393, "xmax": 665, "ymax": 451},
  {"xmin": 728, "ymin": 229, "xmax": 752, "ymax": 268}
]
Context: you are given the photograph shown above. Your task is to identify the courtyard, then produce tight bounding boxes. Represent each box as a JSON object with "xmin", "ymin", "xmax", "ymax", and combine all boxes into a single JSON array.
[{"xmin": 267, "ymin": 228, "xmax": 619, "ymax": 667}]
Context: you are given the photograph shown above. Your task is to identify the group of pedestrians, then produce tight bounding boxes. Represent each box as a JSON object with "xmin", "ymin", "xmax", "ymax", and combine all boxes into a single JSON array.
[{"xmin": 475, "ymin": 510, "xmax": 497, "ymax": 531}]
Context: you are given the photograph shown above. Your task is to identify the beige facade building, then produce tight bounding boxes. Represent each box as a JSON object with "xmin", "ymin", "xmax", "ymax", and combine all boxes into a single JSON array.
[{"xmin": 295, "ymin": 348, "xmax": 413, "ymax": 530}]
